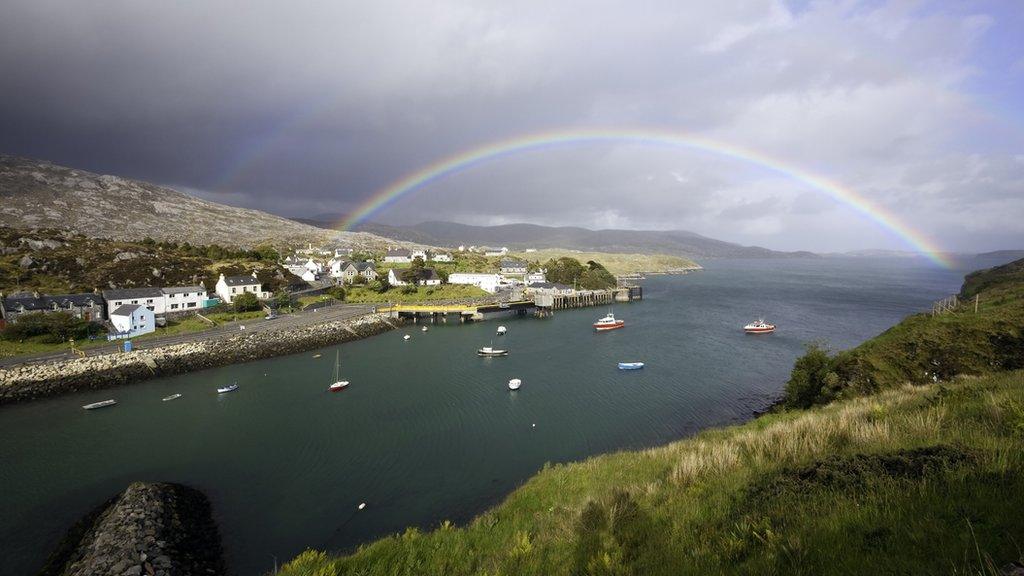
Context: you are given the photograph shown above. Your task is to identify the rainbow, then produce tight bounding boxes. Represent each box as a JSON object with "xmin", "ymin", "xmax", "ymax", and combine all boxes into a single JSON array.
[{"xmin": 337, "ymin": 128, "xmax": 952, "ymax": 267}]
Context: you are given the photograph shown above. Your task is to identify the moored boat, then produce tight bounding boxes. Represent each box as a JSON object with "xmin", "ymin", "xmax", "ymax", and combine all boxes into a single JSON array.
[
  {"xmin": 329, "ymin": 350, "xmax": 349, "ymax": 392},
  {"xmin": 421, "ymin": 326, "xmax": 429, "ymax": 332},
  {"xmin": 217, "ymin": 383, "xmax": 239, "ymax": 394},
  {"xmin": 82, "ymin": 399, "xmax": 117, "ymax": 410},
  {"xmin": 508, "ymin": 378, "xmax": 522, "ymax": 390},
  {"xmin": 618, "ymin": 362, "xmax": 644, "ymax": 370},
  {"xmin": 477, "ymin": 346, "xmax": 509, "ymax": 357},
  {"xmin": 162, "ymin": 393, "xmax": 182, "ymax": 402},
  {"xmin": 496, "ymin": 326, "xmax": 507, "ymax": 335},
  {"xmin": 593, "ymin": 312, "xmax": 625, "ymax": 331},
  {"xmin": 744, "ymin": 319, "xmax": 776, "ymax": 334},
  {"xmin": 403, "ymin": 334, "xmax": 411, "ymax": 341}
]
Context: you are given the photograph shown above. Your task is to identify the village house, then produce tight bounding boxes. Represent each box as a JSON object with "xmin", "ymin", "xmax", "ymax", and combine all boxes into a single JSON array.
[
  {"xmin": 0, "ymin": 291, "xmax": 106, "ymax": 325},
  {"xmin": 432, "ymin": 252, "xmax": 453, "ymax": 262},
  {"xmin": 102, "ymin": 287, "xmax": 166, "ymax": 317},
  {"xmin": 342, "ymin": 262, "xmax": 377, "ymax": 283},
  {"xmin": 328, "ymin": 258, "xmax": 349, "ymax": 279},
  {"xmin": 447, "ymin": 273, "xmax": 503, "ymax": 294},
  {"xmin": 525, "ymin": 282, "xmax": 575, "ymax": 296},
  {"xmin": 161, "ymin": 285, "xmax": 207, "ymax": 313},
  {"xmin": 500, "ymin": 258, "xmax": 528, "ymax": 275},
  {"xmin": 525, "ymin": 269, "xmax": 547, "ymax": 284},
  {"xmin": 410, "ymin": 249, "xmax": 429, "ymax": 261},
  {"xmin": 215, "ymin": 272, "xmax": 268, "ymax": 304},
  {"xmin": 384, "ymin": 248, "xmax": 412, "ymax": 263},
  {"xmin": 108, "ymin": 304, "xmax": 156, "ymax": 339},
  {"xmin": 304, "ymin": 258, "xmax": 323, "ymax": 274},
  {"xmin": 484, "ymin": 247, "xmax": 509, "ymax": 257},
  {"xmin": 388, "ymin": 267, "xmax": 442, "ymax": 287}
]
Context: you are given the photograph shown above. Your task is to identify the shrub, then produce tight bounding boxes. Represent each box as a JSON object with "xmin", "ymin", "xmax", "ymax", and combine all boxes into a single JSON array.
[
  {"xmin": 233, "ymin": 292, "xmax": 261, "ymax": 312},
  {"xmin": 784, "ymin": 343, "xmax": 836, "ymax": 408},
  {"xmin": 401, "ymin": 284, "xmax": 418, "ymax": 294},
  {"xmin": 326, "ymin": 286, "xmax": 346, "ymax": 301},
  {"xmin": 350, "ymin": 275, "xmax": 368, "ymax": 285}
]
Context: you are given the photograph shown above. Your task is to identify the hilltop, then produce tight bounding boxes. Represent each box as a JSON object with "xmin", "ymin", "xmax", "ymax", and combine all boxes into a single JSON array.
[
  {"xmin": 0, "ymin": 156, "xmax": 394, "ymax": 250},
  {"xmin": 300, "ymin": 218, "xmax": 815, "ymax": 260},
  {"xmin": 279, "ymin": 258, "xmax": 1024, "ymax": 575}
]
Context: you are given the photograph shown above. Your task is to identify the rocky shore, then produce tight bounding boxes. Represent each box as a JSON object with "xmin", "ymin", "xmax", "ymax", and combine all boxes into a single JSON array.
[
  {"xmin": 0, "ymin": 313, "xmax": 396, "ymax": 405},
  {"xmin": 37, "ymin": 482, "xmax": 223, "ymax": 576}
]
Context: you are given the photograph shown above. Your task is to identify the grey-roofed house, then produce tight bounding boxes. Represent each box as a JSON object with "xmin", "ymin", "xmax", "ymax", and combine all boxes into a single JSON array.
[
  {"xmin": 0, "ymin": 291, "xmax": 106, "ymax": 325},
  {"xmin": 525, "ymin": 282, "xmax": 574, "ymax": 296},
  {"xmin": 102, "ymin": 287, "xmax": 166, "ymax": 317},
  {"xmin": 383, "ymin": 248, "xmax": 412, "ymax": 263},
  {"xmin": 500, "ymin": 258, "xmax": 528, "ymax": 275},
  {"xmin": 161, "ymin": 285, "xmax": 207, "ymax": 313},
  {"xmin": 109, "ymin": 303, "xmax": 155, "ymax": 338},
  {"xmin": 215, "ymin": 271, "xmax": 268, "ymax": 304},
  {"xmin": 342, "ymin": 261, "xmax": 377, "ymax": 283}
]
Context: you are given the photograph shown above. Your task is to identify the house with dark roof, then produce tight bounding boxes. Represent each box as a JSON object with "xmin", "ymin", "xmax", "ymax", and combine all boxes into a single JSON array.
[
  {"xmin": 0, "ymin": 292, "xmax": 106, "ymax": 325},
  {"xmin": 102, "ymin": 287, "xmax": 166, "ymax": 317},
  {"xmin": 500, "ymin": 258, "xmax": 528, "ymax": 275},
  {"xmin": 215, "ymin": 271, "xmax": 268, "ymax": 304},
  {"xmin": 109, "ymin": 304, "xmax": 155, "ymax": 338},
  {"xmin": 384, "ymin": 248, "xmax": 412, "ymax": 263},
  {"xmin": 161, "ymin": 285, "xmax": 208, "ymax": 313},
  {"xmin": 340, "ymin": 261, "xmax": 377, "ymax": 283},
  {"xmin": 388, "ymin": 267, "xmax": 442, "ymax": 287},
  {"xmin": 525, "ymin": 282, "xmax": 574, "ymax": 296}
]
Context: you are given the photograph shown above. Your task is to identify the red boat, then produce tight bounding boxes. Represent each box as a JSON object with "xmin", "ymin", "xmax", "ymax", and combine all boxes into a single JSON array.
[
  {"xmin": 744, "ymin": 319, "xmax": 775, "ymax": 334},
  {"xmin": 594, "ymin": 312, "xmax": 625, "ymax": 331}
]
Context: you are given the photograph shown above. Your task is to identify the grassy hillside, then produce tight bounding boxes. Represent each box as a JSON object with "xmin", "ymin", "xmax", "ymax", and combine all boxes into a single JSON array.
[
  {"xmin": 278, "ymin": 258, "xmax": 1024, "ymax": 576},
  {"xmin": 0, "ymin": 227, "xmax": 300, "ymax": 295},
  {"xmin": 510, "ymin": 249, "xmax": 700, "ymax": 276},
  {"xmin": 281, "ymin": 371, "xmax": 1024, "ymax": 576},
  {"xmin": 783, "ymin": 258, "xmax": 1024, "ymax": 407}
]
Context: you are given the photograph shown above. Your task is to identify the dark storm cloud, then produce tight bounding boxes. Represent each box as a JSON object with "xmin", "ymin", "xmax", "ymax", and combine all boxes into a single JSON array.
[{"xmin": 1, "ymin": 0, "xmax": 1021, "ymax": 252}]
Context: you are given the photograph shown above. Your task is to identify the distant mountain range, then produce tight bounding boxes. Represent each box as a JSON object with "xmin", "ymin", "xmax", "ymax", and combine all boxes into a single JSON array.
[
  {"xmin": 0, "ymin": 156, "xmax": 395, "ymax": 249},
  {"xmin": 298, "ymin": 217, "xmax": 817, "ymax": 260}
]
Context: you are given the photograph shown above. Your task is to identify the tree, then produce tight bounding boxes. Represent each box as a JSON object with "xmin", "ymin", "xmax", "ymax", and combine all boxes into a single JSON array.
[
  {"xmin": 253, "ymin": 244, "xmax": 279, "ymax": 261},
  {"xmin": 326, "ymin": 286, "xmax": 346, "ymax": 301},
  {"xmin": 1, "ymin": 312, "xmax": 99, "ymax": 344},
  {"xmin": 350, "ymin": 275, "xmax": 368, "ymax": 285},
  {"xmin": 233, "ymin": 292, "xmax": 261, "ymax": 312},
  {"xmin": 273, "ymin": 292, "xmax": 294, "ymax": 311},
  {"xmin": 373, "ymin": 277, "xmax": 391, "ymax": 293}
]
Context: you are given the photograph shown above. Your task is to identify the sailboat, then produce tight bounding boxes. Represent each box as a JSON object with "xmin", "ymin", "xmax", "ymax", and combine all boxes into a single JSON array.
[{"xmin": 329, "ymin": 350, "xmax": 349, "ymax": 392}]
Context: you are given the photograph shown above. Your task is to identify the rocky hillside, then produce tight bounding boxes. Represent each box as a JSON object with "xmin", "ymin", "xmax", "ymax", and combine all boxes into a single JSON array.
[{"xmin": 0, "ymin": 155, "xmax": 393, "ymax": 250}]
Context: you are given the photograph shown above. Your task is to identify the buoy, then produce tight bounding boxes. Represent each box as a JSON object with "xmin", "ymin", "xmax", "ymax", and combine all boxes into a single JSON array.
[
  {"xmin": 358, "ymin": 502, "xmax": 366, "ymax": 510},
  {"xmin": 532, "ymin": 423, "xmax": 536, "ymax": 428}
]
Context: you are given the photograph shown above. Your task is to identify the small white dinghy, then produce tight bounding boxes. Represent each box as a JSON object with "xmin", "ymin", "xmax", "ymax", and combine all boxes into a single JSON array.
[
  {"xmin": 618, "ymin": 362, "xmax": 645, "ymax": 370},
  {"xmin": 421, "ymin": 326, "xmax": 429, "ymax": 332},
  {"xmin": 508, "ymin": 378, "xmax": 522, "ymax": 391},
  {"xmin": 403, "ymin": 334, "xmax": 411, "ymax": 341},
  {"xmin": 162, "ymin": 393, "xmax": 182, "ymax": 402},
  {"xmin": 217, "ymin": 383, "xmax": 239, "ymax": 394},
  {"xmin": 496, "ymin": 326, "xmax": 507, "ymax": 335},
  {"xmin": 82, "ymin": 399, "xmax": 116, "ymax": 410}
]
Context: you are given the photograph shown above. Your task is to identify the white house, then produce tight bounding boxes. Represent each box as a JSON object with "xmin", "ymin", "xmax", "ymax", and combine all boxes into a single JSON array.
[
  {"xmin": 161, "ymin": 285, "xmax": 207, "ymax": 313},
  {"xmin": 301, "ymin": 269, "xmax": 320, "ymax": 282},
  {"xmin": 484, "ymin": 247, "xmax": 509, "ymax": 257},
  {"xmin": 384, "ymin": 249, "xmax": 412, "ymax": 263},
  {"xmin": 526, "ymin": 282, "xmax": 574, "ymax": 296},
  {"xmin": 433, "ymin": 252, "xmax": 453, "ymax": 262},
  {"xmin": 328, "ymin": 258, "xmax": 348, "ymax": 278},
  {"xmin": 304, "ymin": 258, "xmax": 323, "ymax": 274},
  {"xmin": 410, "ymin": 249, "xmax": 429, "ymax": 261},
  {"xmin": 525, "ymin": 269, "xmax": 547, "ymax": 284},
  {"xmin": 500, "ymin": 258, "xmax": 528, "ymax": 275},
  {"xmin": 109, "ymin": 304, "xmax": 155, "ymax": 339},
  {"xmin": 215, "ymin": 272, "xmax": 268, "ymax": 304},
  {"xmin": 102, "ymin": 287, "xmax": 166, "ymax": 317},
  {"xmin": 448, "ymin": 273, "xmax": 503, "ymax": 294},
  {"xmin": 388, "ymin": 267, "xmax": 442, "ymax": 286}
]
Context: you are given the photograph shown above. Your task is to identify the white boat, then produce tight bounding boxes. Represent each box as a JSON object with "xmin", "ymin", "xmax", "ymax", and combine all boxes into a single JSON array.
[
  {"xmin": 508, "ymin": 378, "xmax": 522, "ymax": 390},
  {"xmin": 477, "ymin": 341, "xmax": 509, "ymax": 356},
  {"xmin": 593, "ymin": 311, "xmax": 625, "ymax": 331},
  {"xmin": 618, "ymin": 362, "xmax": 644, "ymax": 370},
  {"xmin": 744, "ymin": 319, "xmax": 776, "ymax": 334},
  {"xmin": 217, "ymin": 383, "xmax": 239, "ymax": 394},
  {"xmin": 496, "ymin": 326, "xmax": 507, "ymax": 335},
  {"xmin": 162, "ymin": 393, "xmax": 182, "ymax": 402},
  {"xmin": 312, "ymin": 353, "xmax": 322, "ymax": 358},
  {"xmin": 329, "ymin": 350, "xmax": 349, "ymax": 392},
  {"xmin": 403, "ymin": 334, "xmax": 411, "ymax": 341},
  {"xmin": 421, "ymin": 326, "xmax": 429, "ymax": 332},
  {"xmin": 82, "ymin": 399, "xmax": 116, "ymax": 410}
]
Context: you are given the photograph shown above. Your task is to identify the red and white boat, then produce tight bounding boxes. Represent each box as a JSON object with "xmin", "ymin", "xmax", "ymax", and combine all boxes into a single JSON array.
[
  {"xmin": 593, "ymin": 312, "xmax": 625, "ymax": 331},
  {"xmin": 744, "ymin": 319, "xmax": 775, "ymax": 334}
]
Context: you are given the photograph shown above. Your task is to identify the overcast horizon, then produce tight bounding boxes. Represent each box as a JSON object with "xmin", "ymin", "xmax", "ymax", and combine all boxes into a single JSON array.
[{"xmin": 2, "ymin": 1, "xmax": 1022, "ymax": 254}]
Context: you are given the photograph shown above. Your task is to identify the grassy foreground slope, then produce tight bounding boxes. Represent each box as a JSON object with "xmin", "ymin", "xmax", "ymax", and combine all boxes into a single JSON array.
[{"xmin": 283, "ymin": 371, "xmax": 1024, "ymax": 575}]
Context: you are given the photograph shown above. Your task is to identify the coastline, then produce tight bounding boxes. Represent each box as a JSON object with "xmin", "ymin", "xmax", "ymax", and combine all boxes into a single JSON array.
[{"xmin": 0, "ymin": 313, "xmax": 396, "ymax": 405}]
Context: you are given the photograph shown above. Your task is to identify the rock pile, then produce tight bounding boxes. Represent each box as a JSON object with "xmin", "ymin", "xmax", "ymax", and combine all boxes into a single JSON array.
[
  {"xmin": 37, "ymin": 482, "xmax": 224, "ymax": 576},
  {"xmin": 0, "ymin": 313, "xmax": 396, "ymax": 404}
]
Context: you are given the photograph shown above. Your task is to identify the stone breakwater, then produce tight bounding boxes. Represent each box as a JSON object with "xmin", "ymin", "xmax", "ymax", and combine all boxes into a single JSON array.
[
  {"xmin": 0, "ymin": 313, "xmax": 396, "ymax": 405},
  {"xmin": 37, "ymin": 482, "xmax": 224, "ymax": 576}
]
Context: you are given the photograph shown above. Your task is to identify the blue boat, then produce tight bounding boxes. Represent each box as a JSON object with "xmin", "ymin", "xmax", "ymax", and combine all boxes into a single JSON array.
[{"xmin": 618, "ymin": 362, "xmax": 644, "ymax": 370}]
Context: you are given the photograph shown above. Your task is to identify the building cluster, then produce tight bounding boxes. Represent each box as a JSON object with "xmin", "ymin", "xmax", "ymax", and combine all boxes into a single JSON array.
[
  {"xmin": 282, "ymin": 255, "xmax": 379, "ymax": 284},
  {"xmin": 0, "ymin": 271, "xmax": 277, "ymax": 340}
]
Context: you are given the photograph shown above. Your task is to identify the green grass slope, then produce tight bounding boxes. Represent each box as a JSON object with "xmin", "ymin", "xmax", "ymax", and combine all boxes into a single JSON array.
[{"xmin": 281, "ymin": 371, "xmax": 1024, "ymax": 576}]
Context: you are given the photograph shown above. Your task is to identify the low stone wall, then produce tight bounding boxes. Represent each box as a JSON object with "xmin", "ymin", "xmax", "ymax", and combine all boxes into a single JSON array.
[
  {"xmin": 0, "ymin": 313, "xmax": 396, "ymax": 405},
  {"xmin": 37, "ymin": 482, "xmax": 224, "ymax": 576}
]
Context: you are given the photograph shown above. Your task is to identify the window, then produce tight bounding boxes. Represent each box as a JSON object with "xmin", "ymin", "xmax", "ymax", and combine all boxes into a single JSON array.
[
  {"xmin": 232, "ymin": 288, "xmax": 237, "ymax": 294},
  {"xmin": 170, "ymin": 303, "xmax": 179, "ymax": 310},
  {"xmin": 187, "ymin": 302, "xmax": 196, "ymax": 308}
]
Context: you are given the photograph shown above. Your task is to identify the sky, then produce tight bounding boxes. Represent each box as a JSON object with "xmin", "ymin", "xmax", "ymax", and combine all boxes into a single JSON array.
[{"xmin": 1, "ymin": 0, "xmax": 1022, "ymax": 253}]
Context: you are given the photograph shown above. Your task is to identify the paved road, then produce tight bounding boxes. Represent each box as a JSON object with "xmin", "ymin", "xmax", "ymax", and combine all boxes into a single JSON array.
[{"xmin": 0, "ymin": 303, "xmax": 376, "ymax": 369}]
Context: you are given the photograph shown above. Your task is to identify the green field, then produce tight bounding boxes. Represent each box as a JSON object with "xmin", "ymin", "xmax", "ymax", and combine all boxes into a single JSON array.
[
  {"xmin": 345, "ymin": 284, "xmax": 490, "ymax": 303},
  {"xmin": 278, "ymin": 259, "xmax": 1024, "ymax": 575}
]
